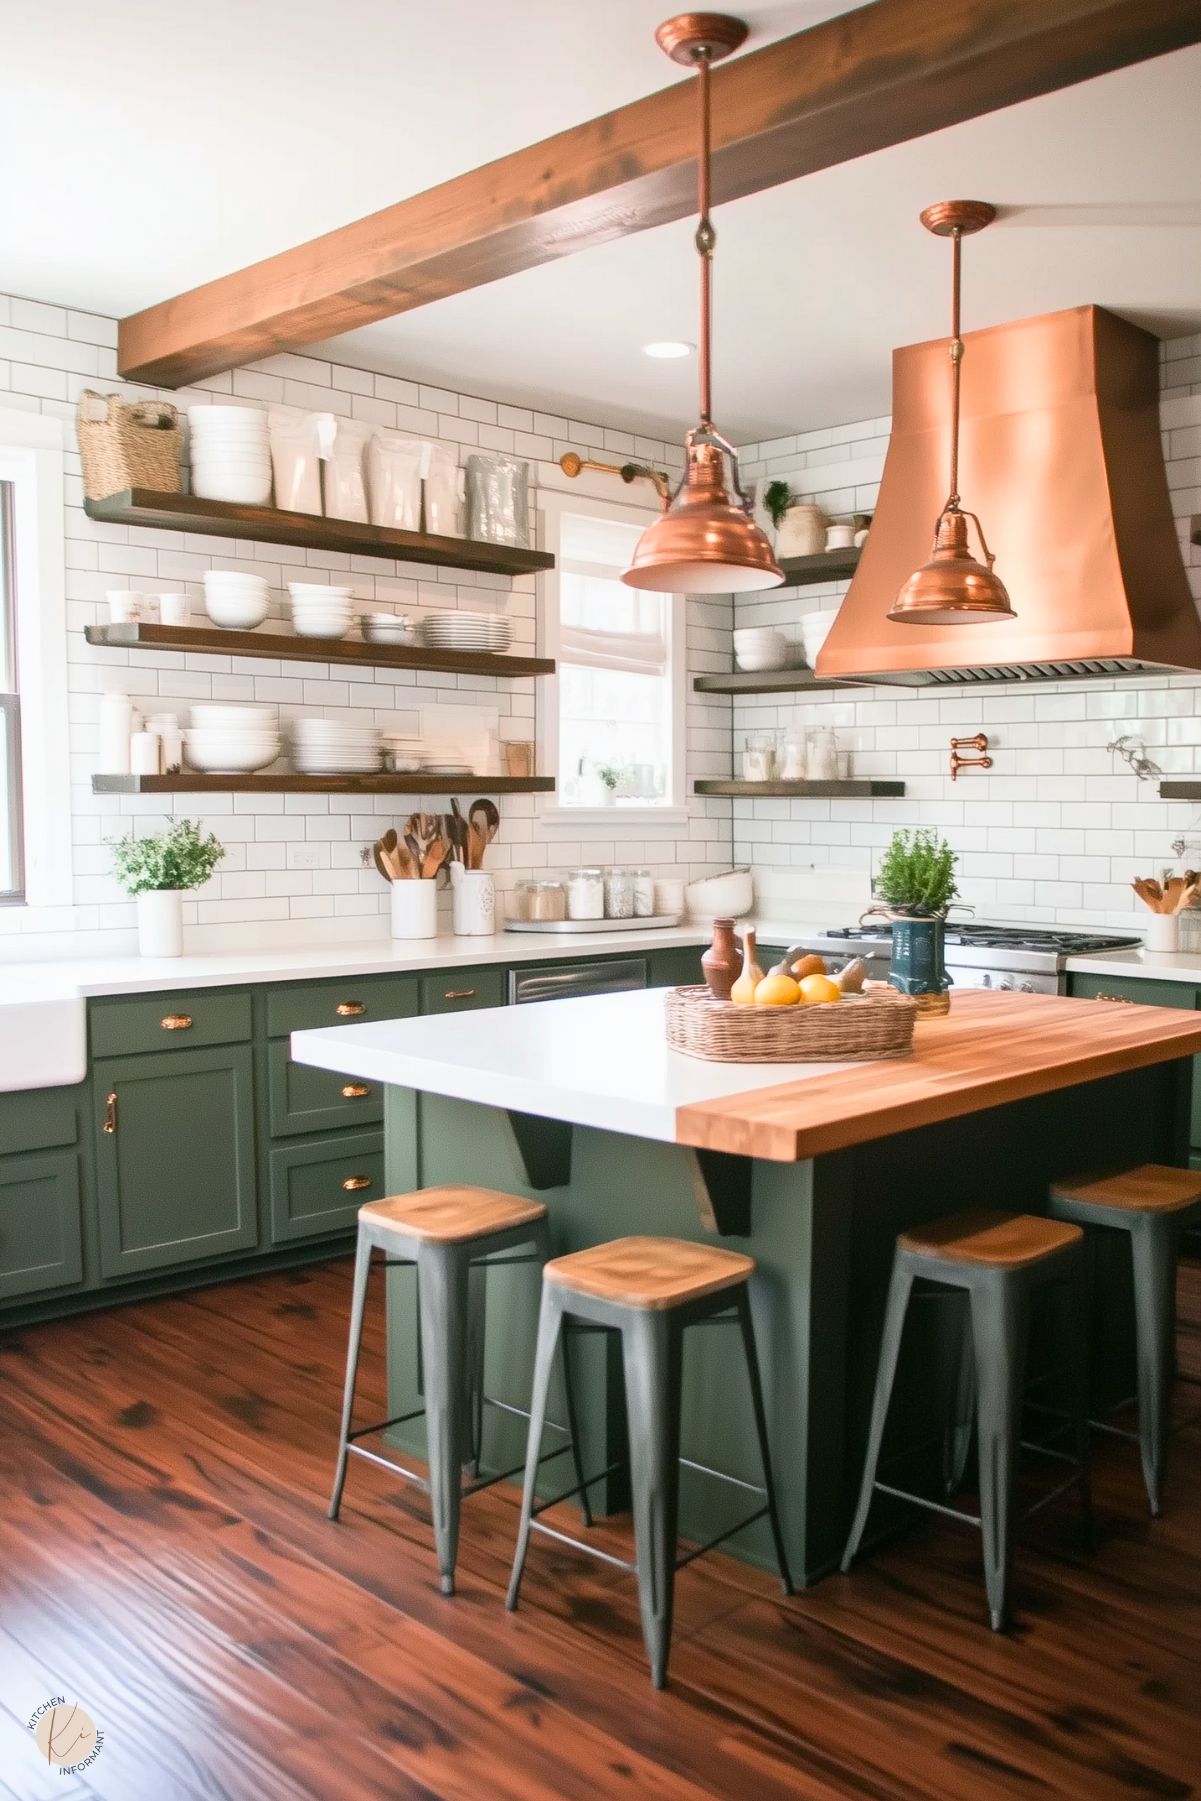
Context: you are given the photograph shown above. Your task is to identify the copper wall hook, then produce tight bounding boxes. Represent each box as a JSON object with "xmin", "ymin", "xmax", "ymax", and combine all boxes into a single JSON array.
[{"xmin": 950, "ymin": 733, "xmax": 991, "ymax": 780}]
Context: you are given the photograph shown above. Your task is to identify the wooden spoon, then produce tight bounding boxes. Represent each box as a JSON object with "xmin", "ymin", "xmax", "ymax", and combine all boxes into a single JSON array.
[
  {"xmin": 372, "ymin": 838, "xmax": 394, "ymax": 884},
  {"xmin": 422, "ymin": 839, "xmax": 449, "ymax": 882}
]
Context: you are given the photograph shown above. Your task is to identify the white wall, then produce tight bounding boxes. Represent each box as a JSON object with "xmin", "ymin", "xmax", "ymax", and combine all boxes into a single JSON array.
[
  {"xmin": 733, "ymin": 334, "xmax": 1201, "ymax": 928},
  {"xmin": 0, "ymin": 292, "xmax": 735, "ymax": 959}
]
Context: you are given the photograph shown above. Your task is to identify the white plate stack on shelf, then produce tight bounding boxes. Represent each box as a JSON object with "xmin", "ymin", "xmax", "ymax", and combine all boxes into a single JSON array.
[
  {"xmin": 184, "ymin": 703, "xmax": 280, "ymax": 773},
  {"xmin": 733, "ymin": 626, "xmax": 793, "ymax": 672},
  {"xmin": 420, "ymin": 610, "xmax": 512, "ymax": 654},
  {"xmin": 203, "ymin": 569, "xmax": 271, "ymax": 630},
  {"xmin": 188, "ymin": 407, "xmax": 272, "ymax": 506},
  {"xmin": 288, "ymin": 582, "xmax": 354, "ymax": 639},
  {"xmin": 290, "ymin": 717, "xmax": 382, "ymax": 775},
  {"xmin": 799, "ymin": 608, "xmax": 840, "ymax": 667}
]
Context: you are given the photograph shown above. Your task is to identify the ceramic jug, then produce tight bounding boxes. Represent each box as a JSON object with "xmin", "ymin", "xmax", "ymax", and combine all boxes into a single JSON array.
[{"xmin": 451, "ymin": 864, "xmax": 496, "ymax": 936}]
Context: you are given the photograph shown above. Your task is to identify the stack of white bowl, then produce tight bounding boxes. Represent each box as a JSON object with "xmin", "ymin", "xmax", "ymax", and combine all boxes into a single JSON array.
[
  {"xmin": 799, "ymin": 608, "xmax": 841, "ymax": 667},
  {"xmin": 188, "ymin": 407, "xmax": 272, "ymax": 505},
  {"xmin": 733, "ymin": 626, "xmax": 793, "ymax": 672},
  {"xmin": 184, "ymin": 703, "xmax": 280, "ymax": 773},
  {"xmin": 291, "ymin": 717, "xmax": 381, "ymax": 775},
  {"xmin": 288, "ymin": 582, "xmax": 354, "ymax": 640},
  {"xmin": 203, "ymin": 569, "xmax": 271, "ymax": 630}
]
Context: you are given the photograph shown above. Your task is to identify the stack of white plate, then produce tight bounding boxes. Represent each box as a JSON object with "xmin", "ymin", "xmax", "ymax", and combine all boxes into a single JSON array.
[
  {"xmin": 291, "ymin": 717, "xmax": 381, "ymax": 775},
  {"xmin": 799, "ymin": 608, "xmax": 840, "ymax": 667},
  {"xmin": 420, "ymin": 610, "xmax": 512, "ymax": 653},
  {"xmin": 203, "ymin": 569, "xmax": 271, "ymax": 630},
  {"xmin": 188, "ymin": 407, "xmax": 272, "ymax": 506},
  {"xmin": 733, "ymin": 626, "xmax": 793, "ymax": 672},
  {"xmin": 288, "ymin": 582, "xmax": 354, "ymax": 640},
  {"xmin": 185, "ymin": 703, "xmax": 280, "ymax": 773}
]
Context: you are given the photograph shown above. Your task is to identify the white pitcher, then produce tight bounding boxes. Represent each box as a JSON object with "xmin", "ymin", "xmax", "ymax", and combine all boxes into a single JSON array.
[{"xmin": 450, "ymin": 865, "xmax": 495, "ymax": 936}]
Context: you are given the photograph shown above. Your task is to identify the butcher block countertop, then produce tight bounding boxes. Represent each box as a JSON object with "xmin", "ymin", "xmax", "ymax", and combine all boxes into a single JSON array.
[{"xmin": 674, "ymin": 988, "xmax": 1201, "ymax": 1161}]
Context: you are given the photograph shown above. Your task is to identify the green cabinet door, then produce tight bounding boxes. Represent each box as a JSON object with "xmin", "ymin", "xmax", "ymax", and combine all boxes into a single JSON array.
[
  {"xmin": 0, "ymin": 1150, "xmax": 84, "ymax": 1300},
  {"xmin": 1068, "ymin": 972, "xmax": 1201, "ymax": 1153},
  {"xmin": 266, "ymin": 1041, "xmax": 385, "ymax": 1138},
  {"xmin": 93, "ymin": 1045, "xmax": 259, "ymax": 1278},
  {"xmin": 647, "ymin": 945, "xmax": 705, "ymax": 988},
  {"xmin": 419, "ymin": 967, "xmax": 506, "ymax": 1014},
  {"xmin": 268, "ymin": 1129, "xmax": 385, "ymax": 1243}
]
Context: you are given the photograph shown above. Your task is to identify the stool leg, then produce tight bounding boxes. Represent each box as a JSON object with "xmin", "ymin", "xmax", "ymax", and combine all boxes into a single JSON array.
[
  {"xmin": 1129, "ymin": 1217, "xmax": 1178, "ymax": 1516},
  {"xmin": 622, "ymin": 1310, "xmax": 683, "ymax": 1690},
  {"xmin": 944, "ymin": 1294, "xmax": 975, "ymax": 1498},
  {"xmin": 462, "ymin": 1259, "xmax": 488, "ymax": 1476},
  {"xmin": 1066, "ymin": 1253, "xmax": 1093, "ymax": 1540},
  {"xmin": 328, "ymin": 1229, "xmax": 373, "ymax": 1521},
  {"xmin": 507, "ymin": 1283, "xmax": 565, "ymax": 1611},
  {"xmin": 969, "ymin": 1277, "xmax": 1028, "ymax": 1632},
  {"xmin": 734, "ymin": 1286, "xmax": 792, "ymax": 1594},
  {"xmin": 841, "ymin": 1261, "xmax": 914, "ymax": 1571},
  {"xmin": 416, "ymin": 1243, "xmax": 470, "ymax": 1595},
  {"xmin": 558, "ymin": 1322, "xmax": 594, "ymax": 1529}
]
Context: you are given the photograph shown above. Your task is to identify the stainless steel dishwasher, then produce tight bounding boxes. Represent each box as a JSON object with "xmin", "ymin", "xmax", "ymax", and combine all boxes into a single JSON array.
[{"xmin": 508, "ymin": 958, "xmax": 648, "ymax": 1006}]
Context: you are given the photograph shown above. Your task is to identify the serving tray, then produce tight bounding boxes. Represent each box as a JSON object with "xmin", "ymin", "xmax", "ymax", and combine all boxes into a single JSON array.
[{"xmin": 504, "ymin": 913, "xmax": 684, "ymax": 934}]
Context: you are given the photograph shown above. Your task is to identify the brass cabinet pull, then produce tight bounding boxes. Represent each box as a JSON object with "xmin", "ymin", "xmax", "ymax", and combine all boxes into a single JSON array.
[
  {"xmin": 340, "ymin": 1083, "xmax": 371, "ymax": 1099},
  {"xmin": 1093, "ymin": 991, "xmax": 1135, "ymax": 1004},
  {"xmin": 444, "ymin": 988, "xmax": 476, "ymax": 1001},
  {"xmin": 102, "ymin": 1091, "xmax": 118, "ymax": 1134},
  {"xmin": 161, "ymin": 1013, "xmax": 193, "ymax": 1031},
  {"xmin": 342, "ymin": 1174, "xmax": 373, "ymax": 1191},
  {"xmin": 335, "ymin": 1001, "xmax": 366, "ymax": 1017}
]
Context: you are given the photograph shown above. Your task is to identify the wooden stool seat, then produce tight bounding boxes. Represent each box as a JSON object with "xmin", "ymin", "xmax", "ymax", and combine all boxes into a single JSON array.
[
  {"xmin": 361, "ymin": 1185, "xmax": 546, "ymax": 1244},
  {"xmin": 1050, "ymin": 1164, "xmax": 1201, "ymax": 1216},
  {"xmin": 899, "ymin": 1209, "xmax": 1082, "ymax": 1269},
  {"xmin": 544, "ymin": 1235, "xmax": 754, "ymax": 1310}
]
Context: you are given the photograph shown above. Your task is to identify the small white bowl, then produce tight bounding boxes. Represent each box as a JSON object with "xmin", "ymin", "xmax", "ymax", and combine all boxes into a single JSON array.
[
  {"xmin": 204, "ymin": 572, "xmax": 269, "ymax": 590},
  {"xmin": 192, "ymin": 472, "xmax": 273, "ymax": 505},
  {"xmin": 204, "ymin": 594, "xmax": 270, "ymax": 630}
]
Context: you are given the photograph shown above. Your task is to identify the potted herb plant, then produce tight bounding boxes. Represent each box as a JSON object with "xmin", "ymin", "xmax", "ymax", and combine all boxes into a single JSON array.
[
  {"xmin": 873, "ymin": 828, "xmax": 958, "ymax": 1013},
  {"xmin": 759, "ymin": 479, "xmax": 826, "ymax": 557},
  {"xmin": 108, "ymin": 817, "xmax": 225, "ymax": 957},
  {"xmin": 596, "ymin": 763, "xmax": 623, "ymax": 806}
]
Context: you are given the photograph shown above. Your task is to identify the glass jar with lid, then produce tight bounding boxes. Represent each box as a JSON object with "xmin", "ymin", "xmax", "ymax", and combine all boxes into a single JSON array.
[
  {"xmin": 632, "ymin": 867, "xmax": 655, "ymax": 917},
  {"xmin": 566, "ymin": 866, "xmax": 604, "ymax": 920},
  {"xmin": 515, "ymin": 878, "xmax": 567, "ymax": 923},
  {"xmin": 604, "ymin": 866, "xmax": 635, "ymax": 919}
]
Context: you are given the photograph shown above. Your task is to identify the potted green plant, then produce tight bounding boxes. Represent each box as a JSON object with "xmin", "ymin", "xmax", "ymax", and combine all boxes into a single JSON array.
[
  {"xmin": 108, "ymin": 817, "xmax": 225, "ymax": 957},
  {"xmin": 761, "ymin": 479, "xmax": 795, "ymax": 532},
  {"xmin": 596, "ymin": 763, "xmax": 623, "ymax": 806},
  {"xmin": 873, "ymin": 828, "xmax": 958, "ymax": 1013}
]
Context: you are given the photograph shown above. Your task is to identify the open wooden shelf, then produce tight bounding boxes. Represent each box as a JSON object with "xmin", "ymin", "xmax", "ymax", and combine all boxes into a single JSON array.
[
  {"xmin": 1191, "ymin": 515, "xmax": 1200, "ymax": 546},
  {"xmin": 1159, "ymin": 781, "xmax": 1201, "ymax": 800},
  {"xmin": 693, "ymin": 667, "xmax": 867, "ymax": 696},
  {"xmin": 775, "ymin": 547, "xmax": 861, "ymax": 586},
  {"xmin": 694, "ymin": 778, "xmax": 904, "ymax": 798},
  {"xmin": 92, "ymin": 773, "xmax": 555, "ymax": 796},
  {"xmin": 85, "ymin": 621, "xmax": 554, "ymax": 679},
  {"xmin": 83, "ymin": 488, "xmax": 555, "ymax": 578}
]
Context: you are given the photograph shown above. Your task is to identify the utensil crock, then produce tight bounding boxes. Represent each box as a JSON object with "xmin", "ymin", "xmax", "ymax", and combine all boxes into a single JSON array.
[
  {"xmin": 1143, "ymin": 913, "xmax": 1180, "ymax": 953},
  {"xmin": 390, "ymin": 879, "xmax": 438, "ymax": 940},
  {"xmin": 450, "ymin": 865, "xmax": 496, "ymax": 936}
]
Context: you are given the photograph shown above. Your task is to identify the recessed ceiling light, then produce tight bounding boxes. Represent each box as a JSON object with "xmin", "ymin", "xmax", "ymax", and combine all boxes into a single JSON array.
[{"xmin": 641, "ymin": 339, "xmax": 694, "ymax": 359}]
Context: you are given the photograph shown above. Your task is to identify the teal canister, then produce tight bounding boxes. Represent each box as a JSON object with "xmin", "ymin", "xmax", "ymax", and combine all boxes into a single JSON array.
[{"xmin": 888, "ymin": 915, "xmax": 951, "ymax": 998}]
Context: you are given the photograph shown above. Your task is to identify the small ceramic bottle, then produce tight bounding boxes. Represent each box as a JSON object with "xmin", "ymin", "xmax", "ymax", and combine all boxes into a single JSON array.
[
  {"xmin": 729, "ymin": 927, "xmax": 765, "ymax": 1006},
  {"xmin": 701, "ymin": 917, "xmax": 743, "ymax": 1000}
]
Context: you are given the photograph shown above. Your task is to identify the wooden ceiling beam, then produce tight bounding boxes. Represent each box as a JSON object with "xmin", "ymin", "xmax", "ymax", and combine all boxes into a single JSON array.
[{"xmin": 118, "ymin": 0, "xmax": 1201, "ymax": 387}]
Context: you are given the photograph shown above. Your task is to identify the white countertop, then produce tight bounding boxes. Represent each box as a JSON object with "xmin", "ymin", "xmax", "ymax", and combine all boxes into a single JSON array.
[
  {"xmin": 1063, "ymin": 947, "xmax": 1201, "ymax": 983},
  {"xmin": 292, "ymin": 987, "xmax": 843, "ymax": 1144}
]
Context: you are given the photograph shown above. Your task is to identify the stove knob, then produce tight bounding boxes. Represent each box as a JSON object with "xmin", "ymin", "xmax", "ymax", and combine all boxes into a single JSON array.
[
  {"xmin": 980, "ymin": 973, "xmax": 992, "ymax": 988},
  {"xmin": 1019, "ymin": 980, "xmax": 1035, "ymax": 994},
  {"xmin": 998, "ymin": 977, "xmax": 1014, "ymax": 990}
]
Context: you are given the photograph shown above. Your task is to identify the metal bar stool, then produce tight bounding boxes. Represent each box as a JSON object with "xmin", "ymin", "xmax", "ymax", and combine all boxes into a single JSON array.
[
  {"xmin": 1050, "ymin": 1163, "xmax": 1201, "ymax": 1515},
  {"xmin": 329, "ymin": 1185, "xmax": 590, "ymax": 1595},
  {"xmin": 842, "ymin": 1209, "xmax": 1090, "ymax": 1632},
  {"xmin": 506, "ymin": 1235, "xmax": 792, "ymax": 1690}
]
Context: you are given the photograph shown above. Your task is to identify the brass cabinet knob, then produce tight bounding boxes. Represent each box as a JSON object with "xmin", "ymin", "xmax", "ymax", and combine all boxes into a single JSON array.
[
  {"xmin": 102, "ymin": 1090, "xmax": 118, "ymax": 1134},
  {"xmin": 340, "ymin": 1083, "xmax": 371, "ymax": 1099},
  {"xmin": 444, "ymin": 988, "xmax": 476, "ymax": 1001},
  {"xmin": 335, "ymin": 1001, "xmax": 366, "ymax": 1017},
  {"xmin": 161, "ymin": 1013, "xmax": 193, "ymax": 1031},
  {"xmin": 1093, "ymin": 991, "xmax": 1135, "ymax": 1004},
  {"xmin": 342, "ymin": 1174, "xmax": 373, "ymax": 1191}
]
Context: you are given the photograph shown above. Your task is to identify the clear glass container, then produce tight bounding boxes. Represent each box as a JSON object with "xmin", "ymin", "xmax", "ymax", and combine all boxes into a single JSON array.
[
  {"xmin": 604, "ymin": 866, "xmax": 635, "ymax": 919},
  {"xmin": 742, "ymin": 731, "xmax": 778, "ymax": 782},
  {"xmin": 567, "ymin": 866, "xmax": 604, "ymax": 920},
  {"xmin": 778, "ymin": 725, "xmax": 807, "ymax": 782},
  {"xmin": 806, "ymin": 725, "xmax": 839, "ymax": 781},
  {"xmin": 632, "ymin": 867, "xmax": 655, "ymax": 917},
  {"xmin": 516, "ymin": 879, "xmax": 567, "ymax": 922}
]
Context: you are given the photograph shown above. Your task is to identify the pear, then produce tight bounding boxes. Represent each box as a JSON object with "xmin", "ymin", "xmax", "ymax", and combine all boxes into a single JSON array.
[{"xmin": 836, "ymin": 958, "xmax": 867, "ymax": 994}]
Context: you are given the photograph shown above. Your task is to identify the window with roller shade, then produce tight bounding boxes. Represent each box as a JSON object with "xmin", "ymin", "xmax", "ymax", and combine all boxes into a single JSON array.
[{"xmin": 0, "ymin": 482, "xmax": 22, "ymax": 902}]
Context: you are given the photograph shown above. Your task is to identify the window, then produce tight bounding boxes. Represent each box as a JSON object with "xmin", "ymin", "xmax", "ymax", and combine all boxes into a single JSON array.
[
  {"xmin": 539, "ymin": 497, "xmax": 685, "ymax": 813},
  {"xmin": 0, "ymin": 482, "xmax": 20, "ymax": 900}
]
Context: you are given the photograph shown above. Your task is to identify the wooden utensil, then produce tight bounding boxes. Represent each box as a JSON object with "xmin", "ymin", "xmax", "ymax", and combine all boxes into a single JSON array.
[
  {"xmin": 422, "ymin": 839, "xmax": 449, "ymax": 882},
  {"xmin": 372, "ymin": 838, "xmax": 395, "ymax": 883},
  {"xmin": 468, "ymin": 798, "xmax": 500, "ymax": 870}
]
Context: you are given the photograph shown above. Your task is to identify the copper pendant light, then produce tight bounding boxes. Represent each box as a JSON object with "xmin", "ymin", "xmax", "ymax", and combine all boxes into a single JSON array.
[
  {"xmin": 889, "ymin": 200, "xmax": 1016, "ymax": 626},
  {"xmin": 622, "ymin": 14, "xmax": 782, "ymax": 594}
]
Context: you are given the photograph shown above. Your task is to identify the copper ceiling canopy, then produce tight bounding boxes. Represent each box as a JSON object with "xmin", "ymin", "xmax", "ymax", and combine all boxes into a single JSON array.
[{"xmin": 816, "ymin": 305, "xmax": 1201, "ymax": 685}]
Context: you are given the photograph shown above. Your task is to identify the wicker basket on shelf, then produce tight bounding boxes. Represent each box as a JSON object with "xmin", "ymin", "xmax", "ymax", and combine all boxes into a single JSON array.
[
  {"xmin": 665, "ymin": 984, "xmax": 918, "ymax": 1063},
  {"xmin": 78, "ymin": 389, "xmax": 182, "ymax": 501}
]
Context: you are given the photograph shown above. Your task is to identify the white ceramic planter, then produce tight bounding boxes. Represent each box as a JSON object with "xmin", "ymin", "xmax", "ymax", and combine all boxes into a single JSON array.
[
  {"xmin": 776, "ymin": 504, "xmax": 826, "ymax": 558},
  {"xmin": 450, "ymin": 866, "xmax": 496, "ymax": 936},
  {"xmin": 391, "ymin": 879, "xmax": 438, "ymax": 940},
  {"xmin": 1143, "ymin": 913, "xmax": 1180, "ymax": 952},
  {"xmin": 136, "ymin": 888, "xmax": 184, "ymax": 958}
]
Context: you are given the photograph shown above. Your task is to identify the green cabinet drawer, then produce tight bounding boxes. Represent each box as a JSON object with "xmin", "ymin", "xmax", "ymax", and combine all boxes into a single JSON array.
[
  {"xmin": 94, "ymin": 1044, "xmax": 258, "ymax": 1278},
  {"xmin": 1068, "ymin": 973, "xmax": 1199, "ymax": 1011},
  {"xmin": 419, "ymin": 967, "xmax": 506, "ymax": 1015},
  {"xmin": 0, "ymin": 1085, "xmax": 79, "ymax": 1157},
  {"xmin": 269, "ymin": 1130, "xmax": 384, "ymax": 1243},
  {"xmin": 647, "ymin": 946, "xmax": 705, "ymax": 988},
  {"xmin": 267, "ymin": 1040, "xmax": 384, "ymax": 1138},
  {"xmin": 0, "ymin": 1150, "xmax": 84, "ymax": 1299},
  {"xmin": 90, "ymin": 989, "xmax": 252, "ymax": 1058},
  {"xmin": 266, "ymin": 974, "xmax": 419, "ymax": 1038}
]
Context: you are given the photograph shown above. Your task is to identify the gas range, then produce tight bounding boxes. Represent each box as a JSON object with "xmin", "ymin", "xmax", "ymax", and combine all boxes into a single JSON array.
[{"xmin": 799, "ymin": 921, "xmax": 1143, "ymax": 995}]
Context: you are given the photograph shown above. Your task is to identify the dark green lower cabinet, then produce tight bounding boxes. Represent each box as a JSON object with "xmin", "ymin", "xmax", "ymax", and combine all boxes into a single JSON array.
[
  {"xmin": 0, "ymin": 1150, "xmax": 84, "ymax": 1299},
  {"xmin": 1068, "ymin": 973, "xmax": 1201, "ymax": 1155},
  {"xmin": 267, "ymin": 1040, "xmax": 384, "ymax": 1137},
  {"xmin": 93, "ymin": 1044, "xmax": 258, "ymax": 1278},
  {"xmin": 269, "ymin": 1130, "xmax": 385, "ymax": 1242}
]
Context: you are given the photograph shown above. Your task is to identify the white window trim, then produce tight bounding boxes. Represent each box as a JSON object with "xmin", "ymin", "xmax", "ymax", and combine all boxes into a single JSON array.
[
  {"xmin": 534, "ymin": 485, "xmax": 688, "ymax": 829},
  {"xmin": 0, "ymin": 409, "xmax": 71, "ymax": 908}
]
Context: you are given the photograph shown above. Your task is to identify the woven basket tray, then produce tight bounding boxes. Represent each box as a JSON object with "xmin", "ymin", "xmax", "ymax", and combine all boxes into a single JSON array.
[{"xmin": 665, "ymin": 984, "xmax": 918, "ymax": 1063}]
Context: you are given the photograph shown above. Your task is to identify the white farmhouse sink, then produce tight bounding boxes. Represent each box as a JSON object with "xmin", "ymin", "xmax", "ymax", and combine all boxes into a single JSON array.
[{"xmin": 0, "ymin": 990, "xmax": 87, "ymax": 1091}]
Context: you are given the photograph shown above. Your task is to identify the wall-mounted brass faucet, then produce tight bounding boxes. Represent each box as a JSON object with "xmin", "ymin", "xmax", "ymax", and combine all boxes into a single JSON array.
[{"xmin": 950, "ymin": 733, "xmax": 992, "ymax": 781}]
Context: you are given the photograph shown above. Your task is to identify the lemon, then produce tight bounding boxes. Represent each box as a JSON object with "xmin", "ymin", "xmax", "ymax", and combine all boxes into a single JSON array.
[
  {"xmin": 754, "ymin": 972, "xmax": 801, "ymax": 1007},
  {"xmin": 798, "ymin": 973, "xmax": 841, "ymax": 1006}
]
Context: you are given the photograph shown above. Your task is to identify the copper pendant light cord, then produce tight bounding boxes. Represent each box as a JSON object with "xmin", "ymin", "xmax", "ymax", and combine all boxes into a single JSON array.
[
  {"xmin": 695, "ymin": 46, "xmax": 714, "ymax": 428},
  {"xmin": 947, "ymin": 226, "xmax": 962, "ymax": 511}
]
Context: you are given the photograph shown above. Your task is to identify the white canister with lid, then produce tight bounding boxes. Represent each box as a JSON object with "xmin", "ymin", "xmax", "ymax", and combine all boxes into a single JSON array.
[
  {"xmin": 632, "ymin": 868, "xmax": 655, "ymax": 917},
  {"xmin": 604, "ymin": 867, "xmax": 634, "ymax": 920},
  {"xmin": 98, "ymin": 691, "xmax": 134, "ymax": 774},
  {"xmin": 450, "ymin": 865, "xmax": 496, "ymax": 936},
  {"xmin": 567, "ymin": 866, "xmax": 604, "ymax": 920}
]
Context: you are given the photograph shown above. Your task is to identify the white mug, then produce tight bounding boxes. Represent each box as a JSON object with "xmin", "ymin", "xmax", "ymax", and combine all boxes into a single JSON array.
[
  {"xmin": 107, "ymin": 590, "xmax": 144, "ymax": 624},
  {"xmin": 450, "ymin": 864, "xmax": 496, "ymax": 936},
  {"xmin": 825, "ymin": 523, "xmax": 856, "ymax": 550},
  {"xmin": 158, "ymin": 592, "xmax": 189, "ymax": 626}
]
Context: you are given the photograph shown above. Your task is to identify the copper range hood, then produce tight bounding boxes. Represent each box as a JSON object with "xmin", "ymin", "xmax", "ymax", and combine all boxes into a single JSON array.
[{"xmin": 816, "ymin": 305, "xmax": 1201, "ymax": 685}]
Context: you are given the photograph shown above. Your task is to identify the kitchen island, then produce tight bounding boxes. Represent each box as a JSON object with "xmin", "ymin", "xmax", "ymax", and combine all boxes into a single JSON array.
[{"xmin": 293, "ymin": 988, "xmax": 1201, "ymax": 1582}]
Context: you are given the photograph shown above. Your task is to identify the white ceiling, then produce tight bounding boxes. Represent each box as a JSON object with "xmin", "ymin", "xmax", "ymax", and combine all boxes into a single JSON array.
[{"xmin": 3, "ymin": 3, "xmax": 1199, "ymax": 440}]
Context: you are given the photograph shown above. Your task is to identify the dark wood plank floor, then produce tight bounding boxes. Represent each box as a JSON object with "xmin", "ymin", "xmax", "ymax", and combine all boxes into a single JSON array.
[{"xmin": 1, "ymin": 1257, "xmax": 1198, "ymax": 1801}]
